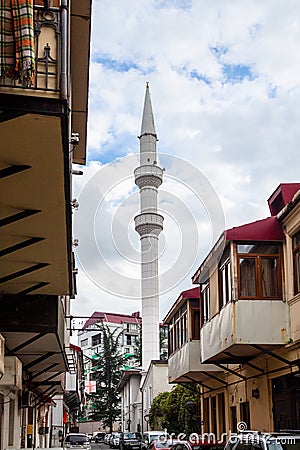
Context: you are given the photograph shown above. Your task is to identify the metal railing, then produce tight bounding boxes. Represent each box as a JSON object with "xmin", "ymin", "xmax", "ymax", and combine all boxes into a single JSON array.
[{"xmin": 0, "ymin": 3, "xmax": 64, "ymax": 96}]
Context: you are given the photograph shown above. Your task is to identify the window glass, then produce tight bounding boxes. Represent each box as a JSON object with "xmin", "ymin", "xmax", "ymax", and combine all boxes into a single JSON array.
[
  {"xmin": 92, "ymin": 333, "xmax": 101, "ymax": 347},
  {"xmin": 261, "ymin": 258, "xmax": 278, "ymax": 297},
  {"xmin": 238, "ymin": 243, "xmax": 280, "ymax": 254},
  {"xmin": 239, "ymin": 258, "xmax": 257, "ymax": 297},
  {"xmin": 293, "ymin": 231, "xmax": 300, "ymax": 295}
]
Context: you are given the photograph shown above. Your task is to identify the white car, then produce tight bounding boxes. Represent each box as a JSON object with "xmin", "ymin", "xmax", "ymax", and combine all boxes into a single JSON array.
[{"xmin": 63, "ymin": 433, "xmax": 91, "ymax": 450}]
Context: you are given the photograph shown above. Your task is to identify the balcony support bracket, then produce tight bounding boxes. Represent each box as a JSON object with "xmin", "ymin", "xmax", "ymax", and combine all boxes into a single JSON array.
[
  {"xmin": 214, "ymin": 363, "xmax": 246, "ymax": 380},
  {"xmin": 250, "ymin": 344, "xmax": 291, "ymax": 366}
]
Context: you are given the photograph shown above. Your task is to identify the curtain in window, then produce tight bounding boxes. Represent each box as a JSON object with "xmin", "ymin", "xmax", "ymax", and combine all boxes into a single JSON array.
[{"xmin": 0, "ymin": 0, "xmax": 35, "ymax": 86}]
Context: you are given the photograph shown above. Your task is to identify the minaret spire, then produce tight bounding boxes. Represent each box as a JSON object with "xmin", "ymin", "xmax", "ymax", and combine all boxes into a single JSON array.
[
  {"xmin": 134, "ymin": 84, "xmax": 164, "ymax": 371},
  {"xmin": 140, "ymin": 82, "xmax": 157, "ymax": 138}
]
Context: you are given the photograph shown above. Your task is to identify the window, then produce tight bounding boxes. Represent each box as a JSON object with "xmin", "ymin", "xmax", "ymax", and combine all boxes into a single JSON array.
[
  {"xmin": 81, "ymin": 338, "xmax": 88, "ymax": 347},
  {"xmin": 168, "ymin": 305, "xmax": 188, "ymax": 355},
  {"xmin": 126, "ymin": 335, "xmax": 135, "ymax": 346},
  {"xmin": 293, "ymin": 230, "xmax": 300, "ymax": 295},
  {"xmin": 201, "ymin": 282, "xmax": 210, "ymax": 323},
  {"xmin": 219, "ymin": 258, "xmax": 232, "ymax": 309},
  {"xmin": 237, "ymin": 243, "xmax": 281, "ymax": 299},
  {"xmin": 191, "ymin": 309, "xmax": 200, "ymax": 340},
  {"xmin": 240, "ymin": 401, "xmax": 250, "ymax": 429},
  {"xmin": 92, "ymin": 333, "xmax": 101, "ymax": 347}
]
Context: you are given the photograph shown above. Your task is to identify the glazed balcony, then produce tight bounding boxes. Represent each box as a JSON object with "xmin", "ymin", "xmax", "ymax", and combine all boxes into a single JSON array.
[
  {"xmin": 168, "ymin": 340, "xmax": 223, "ymax": 384},
  {"xmin": 200, "ymin": 299, "xmax": 290, "ymax": 364}
]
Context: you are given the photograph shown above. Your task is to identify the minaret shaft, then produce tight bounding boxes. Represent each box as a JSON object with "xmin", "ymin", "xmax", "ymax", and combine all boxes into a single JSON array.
[{"xmin": 134, "ymin": 84, "xmax": 163, "ymax": 371}]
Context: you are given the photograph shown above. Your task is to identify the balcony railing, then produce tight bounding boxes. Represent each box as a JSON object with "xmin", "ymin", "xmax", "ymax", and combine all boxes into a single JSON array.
[
  {"xmin": 0, "ymin": 3, "xmax": 64, "ymax": 97},
  {"xmin": 168, "ymin": 340, "xmax": 223, "ymax": 384},
  {"xmin": 200, "ymin": 299, "xmax": 290, "ymax": 363}
]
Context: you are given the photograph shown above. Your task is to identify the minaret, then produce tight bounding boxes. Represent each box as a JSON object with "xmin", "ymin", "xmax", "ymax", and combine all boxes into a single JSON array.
[{"xmin": 134, "ymin": 83, "xmax": 164, "ymax": 371}]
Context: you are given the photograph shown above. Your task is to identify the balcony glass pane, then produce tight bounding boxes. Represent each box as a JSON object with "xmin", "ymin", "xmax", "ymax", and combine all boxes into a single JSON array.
[
  {"xmin": 262, "ymin": 258, "xmax": 278, "ymax": 297},
  {"xmin": 238, "ymin": 243, "xmax": 279, "ymax": 254},
  {"xmin": 239, "ymin": 258, "xmax": 257, "ymax": 297}
]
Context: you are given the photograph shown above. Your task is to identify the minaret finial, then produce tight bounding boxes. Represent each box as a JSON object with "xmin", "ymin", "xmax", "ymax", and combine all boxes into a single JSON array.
[{"xmin": 140, "ymin": 82, "xmax": 156, "ymax": 138}]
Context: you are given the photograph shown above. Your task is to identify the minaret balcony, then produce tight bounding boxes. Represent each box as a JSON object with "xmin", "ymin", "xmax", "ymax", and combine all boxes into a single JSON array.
[
  {"xmin": 134, "ymin": 213, "xmax": 164, "ymax": 237},
  {"xmin": 134, "ymin": 165, "xmax": 163, "ymax": 189}
]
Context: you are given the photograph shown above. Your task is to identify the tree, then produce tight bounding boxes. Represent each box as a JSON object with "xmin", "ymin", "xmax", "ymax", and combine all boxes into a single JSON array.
[
  {"xmin": 148, "ymin": 384, "xmax": 200, "ymax": 437},
  {"xmin": 87, "ymin": 323, "xmax": 127, "ymax": 431}
]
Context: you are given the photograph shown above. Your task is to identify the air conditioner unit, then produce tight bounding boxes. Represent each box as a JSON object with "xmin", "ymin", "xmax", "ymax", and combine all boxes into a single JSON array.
[
  {"xmin": 0, "ymin": 335, "xmax": 4, "ymax": 377},
  {"xmin": 0, "ymin": 356, "xmax": 22, "ymax": 390}
]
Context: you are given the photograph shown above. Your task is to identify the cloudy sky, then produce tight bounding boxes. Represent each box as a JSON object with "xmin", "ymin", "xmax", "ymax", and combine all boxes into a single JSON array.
[{"xmin": 71, "ymin": 0, "xmax": 300, "ymax": 330}]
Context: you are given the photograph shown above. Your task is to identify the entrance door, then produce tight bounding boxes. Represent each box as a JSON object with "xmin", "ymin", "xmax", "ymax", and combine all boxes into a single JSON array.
[{"xmin": 272, "ymin": 373, "xmax": 300, "ymax": 430}]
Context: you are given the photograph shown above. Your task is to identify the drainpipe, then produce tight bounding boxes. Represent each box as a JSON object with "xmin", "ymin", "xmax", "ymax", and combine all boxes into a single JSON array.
[{"xmin": 60, "ymin": 0, "xmax": 68, "ymax": 100}]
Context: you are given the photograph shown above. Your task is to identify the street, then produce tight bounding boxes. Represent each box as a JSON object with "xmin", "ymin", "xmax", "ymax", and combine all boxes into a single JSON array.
[{"xmin": 92, "ymin": 443, "xmax": 111, "ymax": 450}]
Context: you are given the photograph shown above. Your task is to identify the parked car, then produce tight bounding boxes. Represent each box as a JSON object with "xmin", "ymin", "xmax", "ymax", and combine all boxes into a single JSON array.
[
  {"xmin": 171, "ymin": 439, "xmax": 225, "ymax": 450},
  {"xmin": 105, "ymin": 434, "xmax": 112, "ymax": 445},
  {"xmin": 225, "ymin": 430, "xmax": 300, "ymax": 450},
  {"xmin": 110, "ymin": 432, "xmax": 121, "ymax": 448},
  {"xmin": 119, "ymin": 432, "xmax": 142, "ymax": 450},
  {"xmin": 150, "ymin": 439, "xmax": 179, "ymax": 450},
  {"xmin": 63, "ymin": 433, "xmax": 91, "ymax": 450},
  {"xmin": 95, "ymin": 432, "xmax": 106, "ymax": 443},
  {"xmin": 141, "ymin": 432, "xmax": 170, "ymax": 450}
]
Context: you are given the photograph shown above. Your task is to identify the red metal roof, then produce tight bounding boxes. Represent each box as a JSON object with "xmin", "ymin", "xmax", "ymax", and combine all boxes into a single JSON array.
[
  {"xmin": 181, "ymin": 287, "xmax": 200, "ymax": 299},
  {"xmin": 225, "ymin": 216, "xmax": 284, "ymax": 241},
  {"xmin": 268, "ymin": 183, "xmax": 300, "ymax": 216},
  {"xmin": 163, "ymin": 287, "xmax": 200, "ymax": 324},
  {"xmin": 82, "ymin": 311, "xmax": 142, "ymax": 330},
  {"xmin": 70, "ymin": 343, "xmax": 81, "ymax": 352}
]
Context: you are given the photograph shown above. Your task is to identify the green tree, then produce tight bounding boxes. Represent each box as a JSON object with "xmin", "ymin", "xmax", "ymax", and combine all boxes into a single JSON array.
[
  {"xmin": 148, "ymin": 384, "xmax": 200, "ymax": 436},
  {"xmin": 87, "ymin": 323, "xmax": 127, "ymax": 431}
]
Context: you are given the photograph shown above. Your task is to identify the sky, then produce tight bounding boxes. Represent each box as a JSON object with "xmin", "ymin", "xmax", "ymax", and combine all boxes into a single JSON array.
[{"xmin": 71, "ymin": 0, "xmax": 300, "ymax": 331}]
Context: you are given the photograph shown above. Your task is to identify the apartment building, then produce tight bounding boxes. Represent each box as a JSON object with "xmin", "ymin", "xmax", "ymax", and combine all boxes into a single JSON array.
[
  {"xmin": 0, "ymin": 0, "xmax": 91, "ymax": 447},
  {"xmin": 164, "ymin": 183, "xmax": 300, "ymax": 436}
]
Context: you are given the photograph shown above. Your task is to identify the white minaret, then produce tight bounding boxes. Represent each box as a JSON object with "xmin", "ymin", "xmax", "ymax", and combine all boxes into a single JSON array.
[{"xmin": 134, "ymin": 83, "xmax": 164, "ymax": 371}]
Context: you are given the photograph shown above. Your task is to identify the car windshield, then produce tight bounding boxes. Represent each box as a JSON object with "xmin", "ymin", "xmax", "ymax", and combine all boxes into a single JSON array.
[
  {"xmin": 65, "ymin": 435, "xmax": 89, "ymax": 444},
  {"xmin": 268, "ymin": 439, "xmax": 300, "ymax": 450},
  {"xmin": 155, "ymin": 441, "xmax": 174, "ymax": 448},
  {"xmin": 124, "ymin": 433, "xmax": 140, "ymax": 439}
]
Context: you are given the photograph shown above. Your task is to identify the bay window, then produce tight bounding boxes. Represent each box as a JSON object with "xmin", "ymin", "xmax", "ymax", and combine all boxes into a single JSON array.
[{"xmin": 237, "ymin": 243, "xmax": 281, "ymax": 299}]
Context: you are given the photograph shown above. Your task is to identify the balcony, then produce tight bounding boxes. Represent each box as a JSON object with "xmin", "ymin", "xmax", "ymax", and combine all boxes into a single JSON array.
[
  {"xmin": 0, "ymin": 0, "xmax": 91, "ymax": 165},
  {"xmin": 200, "ymin": 300, "xmax": 290, "ymax": 363},
  {"xmin": 134, "ymin": 212, "xmax": 164, "ymax": 237},
  {"xmin": 0, "ymin": 294, "xmax": 68, "ymax": 398},
  {"xmin": 134, "ymin": 165, "xmax": 163, "ymax": 189},
  {"xmin": 0, "ymin": 1, "xmax": 91, "ymax": 298},
  {"xmin": 168, "ymin": 340, "xmax": 223, "ymax": 384}
]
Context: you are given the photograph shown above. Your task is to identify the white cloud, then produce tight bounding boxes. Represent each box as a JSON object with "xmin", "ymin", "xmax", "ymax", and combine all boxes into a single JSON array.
[{"xmin": 72, "ymin": 0, "xmax": 300, "ymax": 322}]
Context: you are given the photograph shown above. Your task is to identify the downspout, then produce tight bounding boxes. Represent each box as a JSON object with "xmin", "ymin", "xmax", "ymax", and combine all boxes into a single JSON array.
[{"xmin": 60, "ymin": 0, "xmax": 68, "ymax": 100}]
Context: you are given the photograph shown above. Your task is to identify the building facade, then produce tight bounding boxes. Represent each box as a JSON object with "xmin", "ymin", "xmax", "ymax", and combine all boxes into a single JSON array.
[
  {"xmin": 0, "ymin": 0, "xmax": 91, "ymax": 447},
  {"xmin": 165, "ymin": 183, "xmax": 300, "ymax": 436}
]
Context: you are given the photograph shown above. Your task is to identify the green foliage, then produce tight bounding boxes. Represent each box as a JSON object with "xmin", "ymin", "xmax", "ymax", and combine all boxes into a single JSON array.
[
  {"xmin": 148, "ymin": 384, "xmax": 200, "ymax": 436},
  {"xmin": 87, "ymin": 323, "xmax": 127, "ymax": 431}
]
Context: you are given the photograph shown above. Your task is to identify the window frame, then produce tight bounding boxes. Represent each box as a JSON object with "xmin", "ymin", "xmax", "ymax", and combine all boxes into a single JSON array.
[
  {"xmin": 219, "ymin": 257, "xmax": 232, "ymax": 309},
  {"xmin": 293, "ymin": 230, "xmax": 300, "ymax": 295},
  {"xmin": 236, "ymin": 242, "xmax": 282, "ymax": 300}
]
